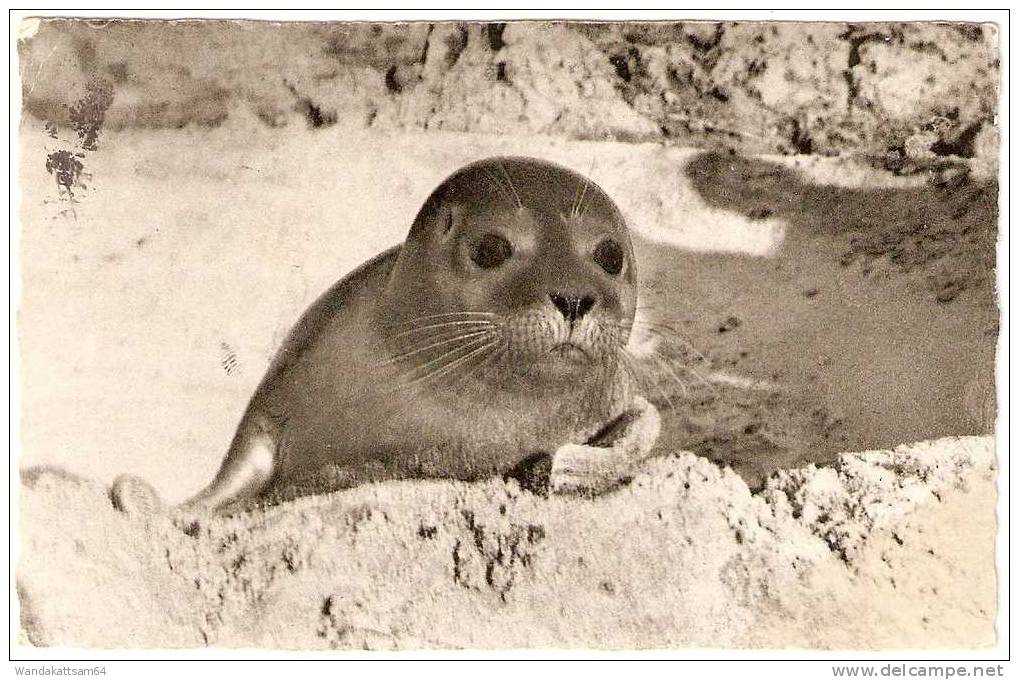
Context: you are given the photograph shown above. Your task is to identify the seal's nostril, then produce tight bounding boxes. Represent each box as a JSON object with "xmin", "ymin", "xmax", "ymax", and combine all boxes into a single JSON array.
[
  {"xmin": 576, "ymin": 295, "xmax": 595, "ymax": 318},
  {"xmin": 550, "ymin": 292, "xmax": 596, "ymax": 321}
]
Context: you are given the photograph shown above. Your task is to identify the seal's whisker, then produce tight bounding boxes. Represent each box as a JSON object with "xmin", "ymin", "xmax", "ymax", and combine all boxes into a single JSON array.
[
  {"xmin": 457, "ymin": 338, "xmax": 507, "ymax": 386},
  {"xmin": 569, "ymin": 176, "xmax": 585, "ymax": 218},
  {"xmin": 391, "ymin": 316, "xmax": 496, "ymax": 331},
  {"xmin": 400, "ymin": 334, "xmax": 495, "ymax": 381},
  {"xmin": 401, "ymin": 310, "xmax": 496, "ymax": 318},
  {"xmin": 618, "ymin": 347, "xmax": 674, "ymax": 411},
  {"xmin": 640, "ymin": 319, "xmax": 701, "ymax": 349},
  {"xmin": 631, "ymin": 322, "xmax": 714, "ymax": 373},
  {"xmin": 403, "ymin": 338, "xmax": 500, "ymax": 388},
  {"xmin": 389, "ymin": 311, "xmax": 496, "ymax": 326},
  {"xmin": 481, "ymin": 167, "xmax": 518, "ymax": 210},
  {"xmin": 573, "ymin": 158, "xmax": 598, "ymax": 218},
  {"xmin": 497, "ymin": 160, "xmax": 524, "ymax": 210},
  {"xmin": 644, "ymin": 331, "xmax": 708, "ymax": 367},
  {"xmin": 643, "ymin": 350, "xmax": 691, "ymax": 400},
  {"xmin": 573, "ymin": 177, "xmax": 591, "ymax": 218},
  {"xmin": 426, "ymin": 339, "xmax": 502, "ymax": 385},
  {"xmin": 633, "ymin": 333, "xmax": 716, "ymax": 394},
  {"xmin": 626, "ymin": 319, "xmax": 711, "ymax": 365},
  {"xmin": 635, "ymin": 330, "xmax": 717, "ymax": 396},
  {"xmin": 387, "ymin": 320, "xmax": 494, "ymax": 342},
  {"xmin": 382, "ymin": 329, "xmax": 494, "ymax": 366},
  {"xmin": 621, "ymin": 312, "xmax": 715, "ymax": 403},
  {"xmin": 637, "ymin": 319, "xmax": 701, "ymax": 348},
  {"xmin": 664, "ymin": 355, "xmax": 717, "ymax": 395}
]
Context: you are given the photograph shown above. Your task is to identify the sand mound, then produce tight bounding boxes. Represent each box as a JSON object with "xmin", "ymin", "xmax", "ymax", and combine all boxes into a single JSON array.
[{"xmin": 18, "ymin": 435, "xmax": 995, "ymax": 650}]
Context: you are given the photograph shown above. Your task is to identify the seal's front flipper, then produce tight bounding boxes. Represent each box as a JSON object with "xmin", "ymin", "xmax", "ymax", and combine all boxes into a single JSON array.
[
  {"xmin": 505, "ymin": 452, "xmax": 554, "ymax": 496},
  {"xmin": 110, "ymin": 474, "xmax": 165, "ymax": 516},
  {"xmin": 550, "ymin": 395, "xmax": 661, "ymax": 496}
]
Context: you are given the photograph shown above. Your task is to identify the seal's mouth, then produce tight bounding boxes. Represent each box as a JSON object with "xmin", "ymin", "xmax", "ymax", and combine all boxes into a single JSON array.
[
  {"xmin": 506, "ymin": 339, "xmax": 604, "ymax": 382},
  {"xmin": 548, "ymin": 342, "xmax": 592, "ymax": 362}
]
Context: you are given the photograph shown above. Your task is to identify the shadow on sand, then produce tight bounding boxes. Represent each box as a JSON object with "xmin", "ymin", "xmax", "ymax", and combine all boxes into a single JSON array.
[{"xmin": 637, "ymin": 152, "xmax": 997, "ymax": 488}]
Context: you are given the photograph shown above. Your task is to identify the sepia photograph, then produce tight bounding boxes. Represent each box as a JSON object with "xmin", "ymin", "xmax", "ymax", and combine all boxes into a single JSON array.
[{"xmin": 9, "ymin": 8, "xmax": 1007, "ymax": 665}]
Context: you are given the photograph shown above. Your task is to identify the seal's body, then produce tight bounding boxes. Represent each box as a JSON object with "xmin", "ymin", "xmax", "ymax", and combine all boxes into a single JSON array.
[{"xmin": 112, "ymin": 157, "xmax": 660, "ymax": 513}]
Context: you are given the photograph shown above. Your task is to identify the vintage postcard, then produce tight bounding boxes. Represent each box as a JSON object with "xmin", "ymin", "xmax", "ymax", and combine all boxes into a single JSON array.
[{"xmin": 12, "ymin": 11, "xmax": 1004, "ymax": 660}]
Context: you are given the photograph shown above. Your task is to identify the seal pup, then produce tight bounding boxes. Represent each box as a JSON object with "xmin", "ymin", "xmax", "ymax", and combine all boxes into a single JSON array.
[{"xmin": 111, "ymin": 156, "xmax": 661, "ymax": 514}]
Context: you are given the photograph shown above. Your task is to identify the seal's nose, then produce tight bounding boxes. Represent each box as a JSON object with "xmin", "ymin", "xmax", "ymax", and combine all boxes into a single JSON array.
[{"xmin": 550, "ymin": 292, "xmax": 596, "ymax": 321}]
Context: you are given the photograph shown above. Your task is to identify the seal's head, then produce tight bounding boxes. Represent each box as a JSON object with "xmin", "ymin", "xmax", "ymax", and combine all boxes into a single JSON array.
[{"xmin": 380, "ymin": 156, "xmax": 637, "ymax": 390}]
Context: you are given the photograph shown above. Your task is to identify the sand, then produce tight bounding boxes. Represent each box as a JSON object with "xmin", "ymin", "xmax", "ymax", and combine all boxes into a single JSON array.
[
  {"xmin": 18, "ymin": 436, "xmax": 996, "ymax": 649},
  {"xmin": 15, "ymin": 115, "xmax": 999, "ymax": 649}
]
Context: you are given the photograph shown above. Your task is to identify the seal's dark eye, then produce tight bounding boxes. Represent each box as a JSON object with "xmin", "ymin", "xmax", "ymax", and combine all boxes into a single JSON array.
[
  {"xmin": 470, "ymin": 233, "xmax": 513, "ymax": 269},
  {"xmin": 593, "ymin": 238, "xmax": 624, "ymax": 276}
]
